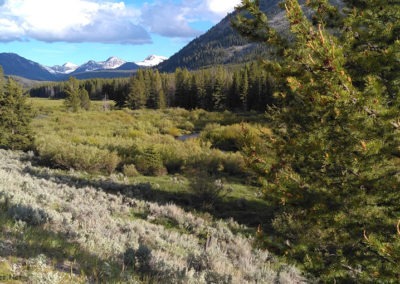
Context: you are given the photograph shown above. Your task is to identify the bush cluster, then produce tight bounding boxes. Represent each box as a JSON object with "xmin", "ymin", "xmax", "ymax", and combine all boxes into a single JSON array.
[{"xmin": 31, "ymin": 106, "xmax": 255, "ymax": 177}]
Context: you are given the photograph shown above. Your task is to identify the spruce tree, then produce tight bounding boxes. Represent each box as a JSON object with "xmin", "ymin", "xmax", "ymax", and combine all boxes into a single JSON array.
[
  {"xmin": 174, "ymin": 68, "xmax": 191, "ymax": 108},
  {"xmin": 126, "ymin": 72, "xmax": 146, "ymax": 109},
  {"xmin": 233, "ymin": 0, "xmax": 399, "ymax": 281},
  {"xmin": 0, "ymin": 73, "xmax": 33, "ymax": 151},
  {"xmin": 148, "ymin": 70, "xmax": 166, "ymax": 109}
]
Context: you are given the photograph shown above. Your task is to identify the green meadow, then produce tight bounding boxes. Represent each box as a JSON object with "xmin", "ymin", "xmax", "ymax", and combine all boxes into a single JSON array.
[{"xmin": 0, "ymin": 98, "xmax": 303, "ymax": 283}]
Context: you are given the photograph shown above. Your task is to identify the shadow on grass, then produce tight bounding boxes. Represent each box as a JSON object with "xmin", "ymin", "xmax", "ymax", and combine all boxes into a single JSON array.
[
  {"xmin": 23, "ymin": 165, "xmax": 275, "ymax": 229},
  {"xmin": 0, "ymin": 210, "xmax": 132, "ymax": 282}
]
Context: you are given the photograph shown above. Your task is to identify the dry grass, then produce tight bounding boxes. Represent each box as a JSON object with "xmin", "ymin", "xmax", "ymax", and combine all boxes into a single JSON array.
[{"xmin": 0, "ymin": 149, "xmax": 305, "ymax": 283}]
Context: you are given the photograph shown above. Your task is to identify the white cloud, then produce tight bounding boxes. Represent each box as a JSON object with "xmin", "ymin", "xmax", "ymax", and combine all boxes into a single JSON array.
[
  {"xmin": 206, "ymin": 0, "xmax": 241, "ymax": 15},
  {"xmin": 141, "ymin": 1, "xmax": 202, "ymax": 38},
  {"xmin": 0, "ymin": 18, "xmax": 25, "ymax": 41},
  {"xmin": 0, "ymin": 0, "xmax": 151, "ymax": 44},
  {"xmin": 139, "ymin": 0, "xmax": 241, "ymax": 38},
  {"xmin": 0, "ymin": 0, "xmax": 243, "ymax": 42}
]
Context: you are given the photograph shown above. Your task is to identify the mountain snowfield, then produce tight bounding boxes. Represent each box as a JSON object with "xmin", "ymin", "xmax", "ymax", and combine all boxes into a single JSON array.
[
  {"xmin": 46, "ymin": 62, "xmax": 79, "ymax": 74},
  {"xmin": 47, "ymin": 55, "xmax": 167, "ymax": 75},
  {"xmin": 0, "ymin": 52, "xmax": 168, "ymax": 80},
  {"xmin": 73, "ymin": 57, "xmax": 127, "ymax": 73},
  {"xmin": 136, "ymin": 55, "xmax": 168, "ymax": 67}
]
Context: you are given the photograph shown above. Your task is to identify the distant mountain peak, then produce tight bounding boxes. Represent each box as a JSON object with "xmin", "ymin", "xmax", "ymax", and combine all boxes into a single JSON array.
[
  {"xmin": 136, "ymin": 55, "xmax": 168, "ymax": 67},
  {"xmin": 102, "ymin": 56, "xmax": 126, "ymax": 69},
  {"xmin": 63, "ymin": 62, "xmax": 78, "ymax": 67},
  {"xmin": 48, "ymin": 62, "xmax": 79, "ymax": 74},
  {"xmin": 106, "ymin": 56, "xmax": 120, "ymax": 61},
  {"xmin": 73, "ymin": 57, "xmax": 126, "ymax": 73}
]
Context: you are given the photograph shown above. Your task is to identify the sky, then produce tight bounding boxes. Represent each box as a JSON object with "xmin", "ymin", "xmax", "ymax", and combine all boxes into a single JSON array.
[{"xmin": 0, "ymin": 0, "xmax": 241, "ymax": 66}]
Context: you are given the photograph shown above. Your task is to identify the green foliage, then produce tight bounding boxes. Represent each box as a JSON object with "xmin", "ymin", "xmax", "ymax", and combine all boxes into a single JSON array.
[
  {"xmin": 126, "ymin": 70, "xmax": 146, "ymax": 109},
  {"xmin": 0, "ymin": 69, "xmax": 34, "ymax": 151},
  {"xmin": 64, "ymin": 77, "xmax": 91, "ymax": 111},
  {"xmin": 30, "ymin": 102, "xmax": 258, "ymax": 179},
  {"xmin": 64, "ymin": 76, "xmax": 80, "ymax": 112},
  {"xmin": 79, "ymin": 87, "xmax": 91, "ymax": 110},
  {"xmin": 189, "ymin": 173, "xmax": 232, "ymax": 210},
  {"xmin": 134, "ymin": 147, "xmax": 167, "ymax": 176},
  {"xmin": 30, "ymin": 64, "xmax": 279, "ymax": 113},
  {"xmin": 122, "ymin": 164, "xmax": 140, "ymax": 177},
  {"xmin": 36, "ymin": 137, "xmax": 120, "ymax": 174},
  {"xmin": 200, "ymin": 122, "xmax": 269, "ymax": 152},
  {"xmin": 234, "ymin": 0, "xmax": 400, "ymax": 281}
]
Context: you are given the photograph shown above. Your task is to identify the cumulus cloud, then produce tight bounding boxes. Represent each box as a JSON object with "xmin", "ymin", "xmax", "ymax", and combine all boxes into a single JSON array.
[
  {"xmin": 139, "ymin": 0, "xmax": 241, "ymax": 38},
  {"xmin": 206, "ymin": 0, "xmax": 241, "ymax": 16},
  {"xmin": 141, "ymin": 1, "xmax": 202, "ymax": 38},
  {"xmin": 0, "ymin": 0, "xmax": 151, "ymax": 44},
  {"xmin": 0, "ymin": 0, "xmax": 242, "ymax": 42}
]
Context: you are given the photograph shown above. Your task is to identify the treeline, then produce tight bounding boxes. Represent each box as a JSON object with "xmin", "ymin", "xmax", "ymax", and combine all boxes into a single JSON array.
[
  {"xmin": 30, "ymin": 63, "xmax": 278, "ymax": 112},
  {"xmin": 29, "ymin": 77, "xmax": 130, "ymax": 105}
]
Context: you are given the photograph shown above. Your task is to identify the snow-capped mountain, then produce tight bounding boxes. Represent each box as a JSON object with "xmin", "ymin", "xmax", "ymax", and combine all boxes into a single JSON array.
[
  {"xmin": 48, "ymin": 62, "xmax": 79, "ymax": 74},
  {"xmin": 101, "ymin": 56, "xmax": 126, "ymax": 70},
  {"xmin": 0, "ymin": 53, "xmax": 165, "ymax": 81},
  {"xmin": 73, "ymin": 57, "xmax": 126, "ymax": 73},
  {"xmin": 136, "ymin": 55, "xmax": 168, "ymax": 67}
]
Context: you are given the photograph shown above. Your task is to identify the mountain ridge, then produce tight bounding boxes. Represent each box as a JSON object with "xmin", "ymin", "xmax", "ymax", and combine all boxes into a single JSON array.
[
  {"xmin": 157, "ymin": 0, "xmax": 283, "ymax": 72},
  {"xmin": 0, "ymin": 53, "xmax": 167, "ymax": 81}
]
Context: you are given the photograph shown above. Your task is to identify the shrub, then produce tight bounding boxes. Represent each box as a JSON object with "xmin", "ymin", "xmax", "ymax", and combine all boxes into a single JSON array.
[
  {"xmin": 134, "ymin": 147, "xmax": 167, "ymax": 176},
  {"xmin": 159, "ymin": 144, "xmax": 187, "ymax": 173},
  {"xmin": 123, "ymin": 247, "xmax": 136, "ymax": 267},
  {"xmin": 135, "ymin": 244, "xmax": 152, "ymax": 274},
  {"xmin": 123, "ymin": 164, "xmax": 140, "ymax": 177},
  {"xmin": 8, "ymin": 204, "xmax": 50, "ymax": 225},
  {"xmin": 200, "ymin": 123, "xmax": 269, "ymax": 152},
  {"xmin": 189, "ymin": 174, "xmax": 232, "ymax": 210},
  {"xmin": 35, "ymin": 138, "xmax": 120, "ymax": 174}
]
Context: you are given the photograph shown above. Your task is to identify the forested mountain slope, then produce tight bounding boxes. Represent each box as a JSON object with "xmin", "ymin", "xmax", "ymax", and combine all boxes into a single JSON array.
[{"xmin": 157, "ymin": 0, "xmax": 283, "ymax": 72}]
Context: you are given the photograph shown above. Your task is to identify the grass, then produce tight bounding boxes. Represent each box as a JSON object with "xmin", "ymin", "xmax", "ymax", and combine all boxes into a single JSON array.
[
  {"xmin": 0, "ymin": 149, "xmax": 304, "ymax": 283},
  {"xmin": 28, "ymin": 98, "xmax": 275, "ymax": 227},
  {"xmin": 0, "ymin": 98, "xmax": 306, "ymax": 282}
]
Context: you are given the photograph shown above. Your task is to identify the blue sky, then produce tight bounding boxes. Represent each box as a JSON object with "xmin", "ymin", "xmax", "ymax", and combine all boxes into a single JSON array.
[{"xmin": 0, "ymin": 0, "xmax": 241, "ymax": 66}]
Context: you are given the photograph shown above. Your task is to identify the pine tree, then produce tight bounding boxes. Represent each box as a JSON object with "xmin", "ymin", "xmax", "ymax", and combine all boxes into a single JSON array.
[
  {"xmin": 211, "ymin": 67, "xmax": 228, "ymax": 110},
  {"xmin": 64, "ymin": 77, "xmax": 81, "ymax": 112},
  {"xmin": 342, "ymin": 0, "xmax": 400, "ymax": 97},
  {"xmin": 229, "ymin": 70, "xmax": 242, "ymax": 110},
  {"xmin": 79, "ymin": 87, "xmax": 91, "ymax": 111},
  {"xmin": 126, "ymin": 72, "xmax": 146, "ymax": 109},
  {"xmin": 174, "ymin": 68, "xmax": 191, "ymax": 108},
  {"xmin": 0, "ymin": 73, "xmax": 33, "ymax": 151},
  {"xmin": 233, "ymin": 0, "xmax": 400, "ymax": 281},
  {"xmin": 148, "ymin": 70, "xmax": 166, "ymax": 109},
  {"xmin": 239, "ymin": 67, "xmax": 249, "ymax": 111}
]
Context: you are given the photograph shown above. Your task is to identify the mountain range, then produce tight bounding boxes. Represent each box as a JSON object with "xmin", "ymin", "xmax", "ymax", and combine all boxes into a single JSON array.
[
  {"xmin": 0, "ymin": 53, "xmax": 168, "ymax": 81},
  {"xmin": 0, "ymin": 0, "xmax": 330, "ymax": 81}
]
